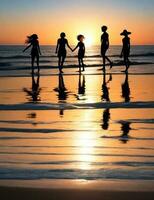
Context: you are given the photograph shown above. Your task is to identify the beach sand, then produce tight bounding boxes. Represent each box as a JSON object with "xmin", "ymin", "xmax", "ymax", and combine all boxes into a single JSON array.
[
  {"xmin": 0, "ymin": 66, "xmax": 154, "ymax": 200},
  {"xmin": 0, "ymin": 179, "xmax": 154, "ymax": 200},
  {"xmin": 1, "ymin": 187, "xmax": 154, "ymax": 200}
]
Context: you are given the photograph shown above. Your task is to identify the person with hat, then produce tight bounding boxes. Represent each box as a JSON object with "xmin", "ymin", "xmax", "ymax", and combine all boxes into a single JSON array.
[
  {"xmin": 23, "ymin": 34, "xmax": 41, "ymax": 74},
  {"xmin": 72, "ymin": 34, "xmax": 85, "ymax": 72},
  {"xmin": 120, "ymin": 29, "xmax": 131, "ymax": 72},
  {"xmin": 55, "ymin": 32, "xmax": 72, "ymax": 73},
  {"xmin": 100, "ymin": 25, "xmax": 112, "ymax": 71}
]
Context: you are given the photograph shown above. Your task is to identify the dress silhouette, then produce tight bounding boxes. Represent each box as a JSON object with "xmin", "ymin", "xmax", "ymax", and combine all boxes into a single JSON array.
[
  {"xmin": 23, "ymin": 34, "xmax": 41, "ymax": 74},
  {"xmin": 73, "ymin": 35, "xmax": 85, "ymax": 72},
  {"xmin": 55, "ymin": 32, "xmax": 72, "ymax": 73},
  {"xmin": 121, "ymin": 73, "xmax": 130, "ymax": 102},
  {"xmin": 119, "ymin": 121, "xmax": 131, "ymax": 144},
  {"xmin": 23, "ymin": 72, "xmax": 41, "ymax": 102},
  {"xmin": 100, "ymin": 26, "xmax": 112, "ymax": 71},
  {"xmin": 120, "ymin": 29, "xmax": 131, "ymax": 72}
]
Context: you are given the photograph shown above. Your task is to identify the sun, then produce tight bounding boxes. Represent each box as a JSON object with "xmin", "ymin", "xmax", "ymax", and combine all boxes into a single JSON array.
[{"xmin": 84, "ymin": 35, "xmax": 93, "ymax": 47}]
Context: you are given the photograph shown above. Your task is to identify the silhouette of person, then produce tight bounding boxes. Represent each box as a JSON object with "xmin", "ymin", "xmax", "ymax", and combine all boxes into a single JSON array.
[
  {"xmin": 73, "ymin": 35, "xmax": 85, "ymax": 72},
  {"xmin": 23, "ymin": 72, "xmax": 41, "ymax": 102},
  {"xmin": 120, "ymin": 29, "xmax": 131, "ymax": 72},
  {"xmin": 54, "ymin": 73, "xmax": 68, "ymax": 101},
  {"xmin": 55, "ymin": 32, "xmax": 72, "ymax": 73},
  {"xmin": 23, "ymin": 34, "xmax": 41, "ymax": 74},
  {"xmin": 101, "ymin": 108, "xmax": 110, "ymax": 130},
  {"xmin": 100, "ymin": 26, "xmax": 112, "ymax": 71},
  {"xmin": 119, "ymin": 121, "xmax": 131, "ymax": 144},
  {"xmin": 121, "ymin": 73, "xmax": 130, "ymax": 102}
]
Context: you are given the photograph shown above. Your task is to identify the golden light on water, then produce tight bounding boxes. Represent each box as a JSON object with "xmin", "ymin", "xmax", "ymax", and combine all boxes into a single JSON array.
[{"xmin": 73, "ymin": 111, "xmax": 97, "ymax": 170}]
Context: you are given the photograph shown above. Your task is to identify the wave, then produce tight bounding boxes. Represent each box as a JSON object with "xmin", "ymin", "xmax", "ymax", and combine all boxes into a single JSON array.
[
  {"xmin": 0, "ymin": 151, "xmax": 153, "ymax": 157},
  {"xmin": 0, "ymin": 160, "xmax": 153, "ymax": 167},
  {"xmin": 0, "ymin": 52, "xmax": 154, "ymax": 60},
  {"xmin": 0, "ymin": 101, "xmax": 154, "ymax": 111},
  {"xmin": 0, "ymin": 145, "xmax": 153, "ymax": 150},
  {"xmin": 0, "ymin": 168, "xmax": 153, "ymax": 180}
]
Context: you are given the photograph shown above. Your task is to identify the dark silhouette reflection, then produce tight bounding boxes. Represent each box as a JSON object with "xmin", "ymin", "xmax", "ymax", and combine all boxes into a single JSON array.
[
  {"xmin": 121, "ymin": 73, "xmax": 130, "ymax": 102},
  {"xmin": 101, "ymin": 73, "xmax": 112, "ymax": 102},
  {"xmin": 55, "ymin": 32, "xmax": 72, "ymax": 73},
  {"xmin": 101, "ymin": 73, "xmax": 112, "ymax": 130},
  {"xmin": 75, "ymin": 74, "xmax": 86, "ymax": 100},
  {"xmin": 27, "ymin": 112, "xmax": 38, "ymax": 126},
  {"xmin": 101, "ymin": 108, "xmax": 110, "ymax": 130},
  {"xmin": 27, "ymin": 112, "xmax": 37, "ymax": 119},
  {"xmin": 100, "ymin": 26, "xmax": 112, "ymax": 71},
  {"xmin": 120, "ymin": 29, "xmax": 131, "ymax": 72},
  {"xmin": 54, "ymin": 73, "xmax": 68, "ymax": 101},
  {"xmin": 54, "ymin": 73, "xmax": 69, "ymax": 117},
  {"xmin": 23, "ymin": 73, "xmax": 41, "ymax": 102},
  {"xmin": 119, "ymin": 121, "xmax": 132, "ymax": 144}
]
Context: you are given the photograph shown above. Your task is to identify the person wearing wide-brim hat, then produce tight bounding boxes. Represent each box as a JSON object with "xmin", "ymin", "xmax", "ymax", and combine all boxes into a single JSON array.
[
  {"xmin": 120, "ymin": 29, "xmax": 131, "ymax": 73},
  {"xmin": 100, "ymin": 25, "xmax": 113, "ymax": 71}
]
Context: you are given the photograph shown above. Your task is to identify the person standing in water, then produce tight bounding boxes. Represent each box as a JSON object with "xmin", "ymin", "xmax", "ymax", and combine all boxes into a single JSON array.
[
  {"xmin": 73, "ymin": 34, "xmax": 85, "ymax": 72},
  {"xmin": 23, "ymin": 34, "xmax": 41, "ymax": 74},
  {"xmin": 55, "ymin": 32, "xmax": 72, "ymax": 73},
  {"xmin": 120, "ymin": 29, "xmax": 131, "ymax": 73},
  {"xmin": 101, "ymin": 26, "xmax": 112, "ymax": 71}
]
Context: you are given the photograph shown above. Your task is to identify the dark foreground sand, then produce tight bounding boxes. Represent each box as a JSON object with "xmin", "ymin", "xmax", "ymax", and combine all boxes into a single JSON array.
[{"xmin": 1, "ymin": 187, "xmax": 154, "ymax": 200}]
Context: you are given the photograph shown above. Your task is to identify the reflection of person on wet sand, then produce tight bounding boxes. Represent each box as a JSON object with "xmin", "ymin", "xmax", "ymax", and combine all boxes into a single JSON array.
[
  {"xmin": 120, "ymin": 29, "xmax": 131, "ymax": 73},
  {"xmin": 100, "ymin": 26, "xmax": 112, "ymax": 71},
  {"xmin": 119, "ymin": 121, "xmax": 132, "ymax": 144},
  {"xmin": 23, "ymin": 73, "xmax": 41, "ymax": 102},
  {"xmin": 121, "ymin": 73, "xmax": 130, "ymax": 102},
  {"xmin": 55, "ymin": 32, "xmax": 72, "ymax": 73},
  {"xmin": 72, "ymin": 35, "xmax": 85, "ymax": 72},
  {"xmin": 101, "ymin": 108, "xmax": 110, "ymax": 130},
  {"xmin": 75, "ymin": 74, "xmax": 86, "ymax": 100},
  {"xmin": 101, "ymin": 74, "xmax": 112, "ymax": 130},
  {"xmin": 101, "ymin": 73, "xmax": 112, "ymax": 102},
  {"xmin": 54, "ymin": 73, "xmax": 68, "ymax": 101}
]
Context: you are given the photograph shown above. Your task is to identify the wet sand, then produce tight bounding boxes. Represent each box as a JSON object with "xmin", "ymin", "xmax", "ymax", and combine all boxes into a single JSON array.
[
  {"xmin": 1, "ymin": 179, "xmax": 154, "ymax": 200},
  {"xmin": 1, "ymin": 187, "xmax": 154, "ymax": 200}
]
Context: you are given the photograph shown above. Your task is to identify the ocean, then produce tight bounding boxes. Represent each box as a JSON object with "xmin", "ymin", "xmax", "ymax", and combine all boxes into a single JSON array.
[{"xmin": 0, "ymin": 45, "xmax": 154, "ymax": 183}]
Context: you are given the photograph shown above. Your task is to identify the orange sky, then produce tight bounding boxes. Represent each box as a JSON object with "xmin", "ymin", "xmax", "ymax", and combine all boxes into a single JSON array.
[{"xmin": 0, "ymin": 0, "xmax": 154, "ymax": 45}]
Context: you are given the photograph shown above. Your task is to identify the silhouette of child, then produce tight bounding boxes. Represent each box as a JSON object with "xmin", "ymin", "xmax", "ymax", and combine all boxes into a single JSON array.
[
  {"xmin": 101, "ymin": 26, "xmax": 112, "ymax": 71},
  {"xmin": 55, "ymin": 32, "xmax": 72, "ymax": 73},
  {"xmin": 73, "ymin": 35, "xmax": 85, "ymax": 72},
  {"xmin": 120, "ymin": 29, "xmax": 131, "ymax": 72},
  {"xmin": 23, "ymin": 34, "xmax": 41, "ymax": 74}
]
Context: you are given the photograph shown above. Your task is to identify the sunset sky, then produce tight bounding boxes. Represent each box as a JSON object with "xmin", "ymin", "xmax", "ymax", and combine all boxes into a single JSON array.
[{"xmin": 0, "ymin": 0, "xmax": 154, "ymax": 45}]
